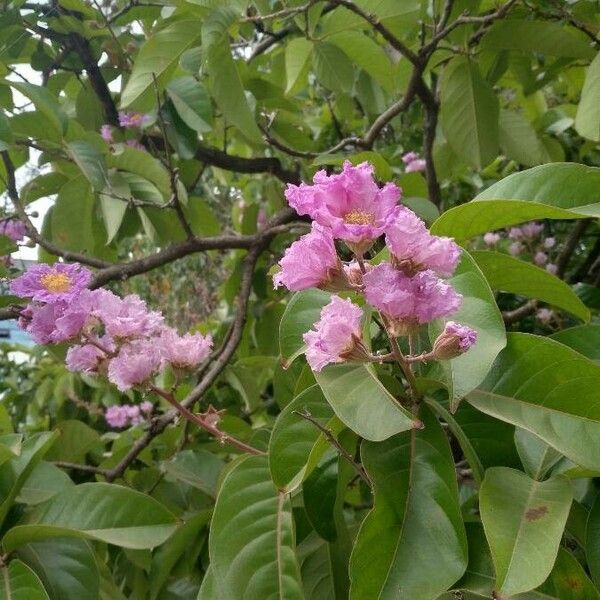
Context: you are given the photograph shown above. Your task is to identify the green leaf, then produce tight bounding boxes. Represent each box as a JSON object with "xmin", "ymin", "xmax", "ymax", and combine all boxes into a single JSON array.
[
  {"xmin": 209, "ymin": 455, "xmax": 304, "ymax": 599},
  {"xmin": 538, "ymin": 548, "xmax": 600, "ymax": 599},
  {"xmin": 550, "ymin": 325, "xmax": 600, "ymax": 362},
  {"xmin": 440, "ymin": 57, "xmax": 499, "ymax": 170},
  {"xmin": 269, "ymin": 384, "xmax": 338, "ymax": 491},
  {"xmin": 17, "ymin": 461, "xmax": 74, "ymax": 505},
  {"xmin": 576, "ymin": 52, "xmax": 600, "ymax": 142},
  {"xmin": 162, "ymin": 450, "xmax": 224, "ymax": 498},
  {"xmin": 431, "ymin": 163, "xmax": 600, "ymax": 240},
  {"xmin": 197, "ymin": 567, "xmax": 222, "ymax": 600},
  {"xmin": 0, "ymin": 560, "xmax": 49, "ymax": 600},
  {"xmin": 479, "ymin": 467, "xmax": 573, "ymax": 597},
  {"xmin": 430, "ymin": 250, "xmax": 506, "ymax": 410},
  {"xmin": 66, "ymin": 141, "xmax": 108, "ymax": 191},
  {"xmin": 514, "ymin": 429, "xmax": 562, "ymax": 482},
  {"xmin": 120, "ymin": 20, "xmax": 203, "ymax": 110},
  {"xmin": 586, "ymin": 493, "xmax": 600, "ymax": 588},
  {"xmin": 9, "ymin": 82, "xmax": 67, "ymax": 136},
  {"xmin": 285, "ymin": 37, "xmax": 313, "ymax": 95},
  {"xmin": 313, "ymin": 42, "xmax": 355, "ymax": 94},
  {"xmin": 499, "ymin": 109, "xmax": 549, "ymax": 166},
  {"xmin": 182, "ymin": 197, "xmax": 220, "ymax": 236},
  {"xmin": 20, "ymin": 173, "xmax": 68, "ymax": 205},
  {"xmin": 482, "ymin": 20, "xmax": 595, "ymax": 59},
  {"xmin": 0, "ymin": 110, "xmax": 14, "ymax": 151},
  {"xmin": 472, "ymin": 250, "xmax": 590, "ymax": 322},
  {"xmin": 315, "ymin": 363, "xmax": 420, "ymax": 441},
  {"xmin": 206, "ymin": 39, "xmax": 262, "ymax": 144},
  {"xmin": 108, "ymin": 147, "xmax": 171, "ymax": 199},
  {"xmin": 349, "ymin": 405, "xmax": 467, "ymax": 599},
  {"xmin": 279, "ymin": 288, "xmax": 332, "ymax": 367},
  {"xmin": 17, "ymin": 538, "xmax": 99, "ymax": 600},
  {"xmin": 467, "ymin": 333, "xmax": 600, "ymax": 471},
  {"xmin": 166, "ymin": 77, "xmax": 213, "ymax": 133},
  {"xmin": 3, "ymin": 483, "xmax": 178, "ymax": 551},
  {"xmin": 46, "ymin": 419, "xmax": 102, "ymax": 463}
]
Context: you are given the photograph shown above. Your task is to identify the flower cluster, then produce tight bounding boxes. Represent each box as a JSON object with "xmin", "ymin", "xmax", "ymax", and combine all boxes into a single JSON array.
[
  {"xmin": 482, "ymin": 221, "xmax": 558, "ymax": 274},
  {"xmin": 11, "ymin": 263, "xmax": 212, "ymax": 391},
  {"xmin": 275, "ymin": 161, "xmax": 476, "ymax": 372},
  {"xmin": 0, "ymin": 218, "xmax": 27, "ymax": 243},
  {"xmin": 100, "ymin": 112, "xmax": 151, "ymax": 150},
  {"xmin": 402, "ymin": 151, "xmax": 426, "ymax": 173},
  {"xmin": 105, "ymin": 401, "xmax": 153, "ymax": 429}
]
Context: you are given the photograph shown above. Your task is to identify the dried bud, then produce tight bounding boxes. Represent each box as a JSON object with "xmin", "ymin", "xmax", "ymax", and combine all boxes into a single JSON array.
[{"xmin": 432, "ymin": 321, "xmax": 477, "ymax": 360}]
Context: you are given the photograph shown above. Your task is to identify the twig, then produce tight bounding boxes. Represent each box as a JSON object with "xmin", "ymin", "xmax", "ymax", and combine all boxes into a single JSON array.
[
  {"xmin": 243, "ymin": 1, "xmax": 318, "ymax": 22},
  {"xmin": 556, "ymin": 218, "xmax": 591, "ymax": 279},
  {"xmin": 502, "ymin": 299, "xmax": 538, "ymax": 325}
]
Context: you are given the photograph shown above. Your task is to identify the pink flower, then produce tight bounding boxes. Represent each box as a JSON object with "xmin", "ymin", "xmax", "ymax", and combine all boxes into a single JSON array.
[
  {"xmin": 66, "ymin": 344, "xmax": 105, "ymax": 373},
  {"xmin": 402, "ymin": 152, "xmax": 419, "ymax": 164},
  {"xmin": 107, "ymin": 339, "xmax": 161, "ymax": 391},
  {"xmin": 126, "ymin": 404, "xmax": 143, "ymax": 425},
  {"xmin": 405, "ymin": 159, "xmax": 426, "ymax": 173},
  {"xmin": 483, "ymin": 232, "xmax": 501, "ymax": 246},
  {"xmin": 125, "ymin": 139, "xmax": 145, "ymax": 151},
  {"xmin": 508, "ymin": 227, "xmax": 523, "ymax": 240},
  {"xmin": 273, "ymin": 223, "xmax": 343, "ymax": 292},
  {"xmin": 363, "ymin": 263, "xmax": 462, "ymax": 331},
  {"xmin": 520, "ymin": 222, "xmax": 544, "ymax": 238},
  {"xmin": 432, "ymin": 321, "xmax": 477, "ymax": 360},
  {"xmin": 118, "ymin": 112, "xmax": 150, "ymax": 128},
  {"xmin": 0, "ymin": 219, "xmax": 27, "ymax": 242},
  {"xmin": 140, "ymin": 400, "xmax": 154, "ymax": 415},
  {"xmin": 285, "ymin": 161, "xmax": 401, "ymax": 250},
  {"xmin": 543, "ymin": 237, "xmax": 556, "ymax": 249},
  {"xmin": 100, "ymin": 124, "xmax": 113, "ymax": 143},
  {"xmin": 536, "ymin": 308, "xmax": 554, "ymax": 325},
  {"xmin": 10, "ymin": 263, "xmax": 92, "ymax": 304},
  {"xmin": 21, "ymin": 302, "xmax": 65, "ymax": 344},
  {"xmin": 508, "ymin": 242, "xmax": 523, "ymax": 256},
  {"xmin": 105, "ymin": 405, "xmax": 129, "ymax": 428},
  {"xmin": 256, "ymin": 208, "xmax": 267, "ymax": 229},
  {"xmin": 99, "ymin": 293, "xmax": 164, "ymax": 339},
  {"xmin": 385, "ymin": 207, "xmax": 461, "ymax": 277},
  {"xmin": 534, "ymin": 251, "xmax": 548, "ymax": 266},
  {"xmin": 546, "ymin": 263, "xmax": 558, "ymax": 275},
  {"xmin": 157, "ymin": 327, "xmax": 212, "ymax": 369},
  {"xmin": 303, "ymin": 296, "xmax": 364, "ymax": 372}
]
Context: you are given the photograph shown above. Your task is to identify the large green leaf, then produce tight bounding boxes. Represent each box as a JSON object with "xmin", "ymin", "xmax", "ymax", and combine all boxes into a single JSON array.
[
  {"xmin": 576, "ymin": 52, "xmax": 600, "ymax": 142},
  {"xmin": 499, "ymin": 109, "xmax": 549, "ymax": 167},
  {"xmin": 3, "ymin": 483, "xmax": 178, "ymax": 551},
  {"xmin": 472, "ymin": 250, "xmax": 590, "ymax": 321},
  {"xmin": 9, "ymin": 82, "xmax": 67, "ymax": 137},
  {"xmin": 312, "ymin": 42, "xmax": 355, "ymax": 94},
  {"xmin": 0, "ymin": 560, "xmax": 49, "ymax": 600},
  {"xmin": 479, "ymin": 467, "xmax": 573, "ymax": 597},
  {"xmin": 120, "ymin": 20, "xmax": 202, "ymax": 109},
  {"xmin": 514, "ymin": 429, "xmax": 562, "ymax": 482},
  {"xmin": 209, "ymin": 455, "xmax": 304, "ymax": 599},
  {"xmin": 285, "ymin": 37, "xmax": 313, "ymax": 95},
  {"xmin": 431, "ymin": 163, "xmax": 600, "ymax": 240},
  {"xmin": 162, "ymin": 450, "xmax": 224, "ymax": 498},
  {"xmin": 538, "ymin": 548, "xmax": 600, "ymax": 599},
  {"xmin": 166, "ymin": 77, "xmax": 213, "ymax": 133},
  {"xmin": 108, "ymin": 147, "xmax": 171, "ymax": 199},
  {"xmin": 440, "ymin": 57, "xmax": 499, "ymax": 170},
  {"xmin": 467, "ymin": 333, "xmax": 600, "ymax": 471},
  {"xmin": 430, "ymin": 250, "xmax": 506, "ymax": 410},
  {"xmin": 66, "ymin": 141, "xmax": 108, "ymax": 191},
  {"xmin": 586, "ymin": 493, "xmax": 600, "ymax": 588},
  {"xmin": 550, "ymin": 325, "xmax": 600, "ymax": 362},
  {"xmin": 315, "ymin": 363, "xmax": 420, "ymax": 441},
  {"xmin": 17, "ymin": 461, "xmax": 74, "ymax": 505},
  {"xmin": 349, "ymin": 405, "xmax": 467, "ymax": 599}
]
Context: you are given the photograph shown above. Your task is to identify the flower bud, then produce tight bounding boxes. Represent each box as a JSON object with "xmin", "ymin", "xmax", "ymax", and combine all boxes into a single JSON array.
[{"xmin": 432, "ymin": 321, "xmax": 477, "ymax": 360}]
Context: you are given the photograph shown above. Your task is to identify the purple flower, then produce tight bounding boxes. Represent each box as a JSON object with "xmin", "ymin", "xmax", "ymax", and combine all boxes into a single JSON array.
[
  {"xmin": 508, "ymin": 242, "xmax": 523, "ymax": 256},
  {"xmin": 543, "ymin": 237, "xmax": 556, "ymax": 249},
  {"xmin": 100, "ymin": 124, "xmax": 113, "ymax": 143},
  {"xmin": 483, "ymin": 232, "xmax": 501, "ymax": 246},
  {"xmin": 534, "ymin": 251, "xmax": 548, "ymax": 266},
  {"xmin": 385, "ymin": 207, "xmax": 461, "ymax": 277},
  {"xmin": 405, "ymin": 159, "xmax": 426, "ymax": 173},
  {"xmin": 108, "ymin": 339, "xmax": 161, "ymax": 391},
  {"xmin": 432, "ymin": 321, "xmax": 477, "ymax": 360},
  {"xmin": 66, "ymin": 344, "xmax": 105, "ymax": 373},
  {"xmin": 118, "ymin": 112, "xmax": 150, "ymax": 128},
  {"xmin": 520, "ymin": 222, "xmax": 544, "ymax": 239},
  {"xmin": 157, "ymin": 327, "xmax": 213, "ymax": 369},
  {"xmin": 273, "ymin": 223, "xmax": 343, "ymax": 292},
  {"xmin": 21, "ymin": 302, "xmax": 65, "ymax": 344},
  {"xmin": 508, "ymin": 227, "xmax": 523, "ymax": 240},
  {"xmin": 126, "ymin": 404, "xmax": 143, "ymax": 425},
  {"xmin": 546, "ymin": 263, "xmax": 558, "ymax": 275},
  {"xmin": 402, "ymin": 152, "xmax": 419, "ymax": 164},
  {"xmin": 285, "ymin": 161, "xmax": 401, "ymax": 251},
  {"xmin": 10, "ymin": 263, "xmax": 92, "ymax": 304},
  {"xmin": 99, "ymin": 293, "xmax": 164, "ymax": 339},
  {"xmin": 105, "ymin": 405, "xmax": 129, "ymax": 428},
  {"xmin": 140, "ymin": 400, "xmax": 154, "ymax": 415},
  {"xmin": 303, "ymin": 296, "xmax": 365, "ymax": 372},
  {"xmin": 0, "ymin": 219, "xmax": 27, "ymax": 242},
  {"xmin": 363, "ymin": 263, "xmax": 462, "ymax": 332}
]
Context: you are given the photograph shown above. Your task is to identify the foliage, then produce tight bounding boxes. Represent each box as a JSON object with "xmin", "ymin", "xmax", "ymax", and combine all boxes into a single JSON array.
[{"xmin": 0, "ymin": 0, "xmax": 599, "ymax": 599}]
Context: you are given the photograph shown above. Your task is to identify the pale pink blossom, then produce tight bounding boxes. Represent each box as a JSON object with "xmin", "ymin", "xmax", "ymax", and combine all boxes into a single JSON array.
[
  {"xmin": 107, "ymin": 340, "xmax": 161, "ymax": 391},
  {"xmin": 100, "ymin": 124, "xmax": 113, "ymax": 143},
  {"xmin": 105, "ymin": 405, "xmax": 129, "ymax": 428},
  {"xmin": 405, "ymin": 158, "xmax": 426, "ymax": 173},
  {"xmin": 0, "ymin": 219, "xmax": 27, "ymax": 242},
  {"xmin": 508, "ymin": 242, "xmax": 523, "ymax": 256},
  {"xmin": 520, "ymin": 222, "xmax": 544, "ymax": 238},
  {"xmin": 66, "ymin": 344, "xmax": 105, "ymax": 373},
  {"xmin": 118, "ymin": 112, "xmax": 151, "ymax": 128},
  {"xmin": 546, "ymin": 263, "xmax": 558, "ymax": 275},
  {"xmin": 543, "ymin": 237, "xmax": 556, "ymax": 249},
  {"xmin": 534, "ymin": 251, "xmax": 548, "ymax": 266},
  {"xmin": 157, "ymin": 327, "xmax": 213, "ymax": 369},
  {"xmin": 483, "ymin": 232, "xmax": 501, "ymax": 246}
]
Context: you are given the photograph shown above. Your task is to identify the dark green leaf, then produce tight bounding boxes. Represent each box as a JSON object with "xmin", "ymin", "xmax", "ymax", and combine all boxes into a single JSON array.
[{"xmin": 0, "ymin": 560, "xmax": 49, "ymax": 600}]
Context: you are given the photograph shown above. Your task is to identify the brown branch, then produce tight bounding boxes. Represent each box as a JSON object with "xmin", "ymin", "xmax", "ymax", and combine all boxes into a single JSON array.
[
  {"xmin": 502, "ymin": 299, "xmax": 538, "ymax": 325},
  {"xmin": 556, "ymin": 218, "xmax": 591, "ymax": 279}
]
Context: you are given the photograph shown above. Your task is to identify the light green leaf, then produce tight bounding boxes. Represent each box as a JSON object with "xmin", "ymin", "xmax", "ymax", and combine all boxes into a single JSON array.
[
  {"xmin": 350, "ymin": 406, "xmax": 467, "ymax": 599},
  {"xmin": 17, "ymin": 461, "xmax": 74, "ymax": 505},
  {"xmin": 209, "ymin": 455, "xmax": 304, "ymax": 599},
  {"xmin": 479, "ymin": 467, "xmax": 572, "ymax": 597},
  {"xmin": 514, "ymin": 429, "xmax": 562, "ymax": 482},
  {"xmin": 46, "ymin": 419, "xmax": 102, "ymax": 463},
  {"xmin": 576, "ymin": 52, "xmax": 600, "ymax": 142},
  {"xmin": 197, "ymin": 567, "xmax": 222, "ymax": 600},
  {"xmin": 0, "ymin": 111, "xmax": 14, "ymax": 151},
  {"xmin": 499, "ymin": 109, "xmax": 549, "ymax": 166},
  {"xmin": 0, "ymin": 560, "xmax": 49, "ymax": 600},
  {"xmin": 430, "ymin": 250, "xmax": 506, "ymax": 410},
  {"xmin": 472, "ymin": 250, "xmax": 590, "ymax": 322},
  {"xmin": 120, "ymin": 20, "xmax": 203, "ymax": 109},
  {"xmin": 550, "ymin": 325, "xmax": 600, "ymax": 363},
  {"xmin": 285, "ymin": 37, "xmax": 313, "ymax": 95},
  {"xmin": 538, "ymin": 548, "xmax": 600, "ymax": 599},
  {"xmin": 108, "ymin": 147, "xmax": 171, "ymax": 199},
  {"xmin": 66, "ymin": 141, "xmax": 108, "ymax": 191},
  {"xmin": 20, "ymin": 173, "xmax": 68, "ymax": 205},
  {"xmin": 587, "ymin": 493, "xmax": 600, "ymax": 588},
  {"xmin": 440, "ymin": 57, "xmax": 499, "ymax": 170},
  {"xmin": 162, "ymin": 450, "xmax": 224, "ymax": 498},
  {"xmin": 9, "ymin": 82, "xmax": 67, "ymax": 136},
  {"xmin": 315, "ymin": 363, "xmax": 420, "ymax": 441},
  {"xmin": 166, "ymin": 77, "xmax": 213, "ymax": 133},
  {"xmin": 3, "ymin": 483, "xmax": 178, "ymax": 551},
  {"xmin": 313, "ymin": 42, "xmax": 355, "ymax": 94},
  {"xmin": 467, "ymin": 333, "xmax": 600, "ymax": 471}
]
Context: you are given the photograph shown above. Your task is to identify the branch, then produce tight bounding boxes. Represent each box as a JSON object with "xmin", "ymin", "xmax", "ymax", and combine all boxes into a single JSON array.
[
  {"xmin": 556, "ymin": 218, "xmax": 591, "ymax": 279},
  {"xmin": 502, "ymin": 299, "xmax": 537, "ymax": 325}
]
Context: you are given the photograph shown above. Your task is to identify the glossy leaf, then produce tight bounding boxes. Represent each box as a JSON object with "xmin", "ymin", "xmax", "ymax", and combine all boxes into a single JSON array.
[
  {"xmin": 472, "ymin": 250, "xmax": 590, "ymax": 321},
  {"xmin": 209, "ymin": 455, "xmax": 304, "ymax": 599},
  {"xmin": 467, "ymin": 333, "xmax": 600, "ymax": 471},
  {"xmin": 479, "ymin": 467, "xmax": 573, "ymax": 597},
  {"xmin": 350, "ymin": 405, "xmax": 467, "ymax": 599},
  {"xmin": 0, "ymin": 560, "xmax": 49, "ymax": 600},
  {"xmin": 576, "ymin": 52, "xmax": 600, "ymax": 142},
  {"xmin": 3, "ymin": 483, "xmax": 178, "ymax": 551},
  {"xmin": 550, "ymin": 325, "xmax": 600, "ymax": 362}
]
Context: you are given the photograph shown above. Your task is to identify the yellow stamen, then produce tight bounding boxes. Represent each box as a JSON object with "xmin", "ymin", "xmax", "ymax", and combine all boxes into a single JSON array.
[
  {"xmin": 344, "ymin": 210, "xmax": 375, "ymax": 226},
  {"xmin": 40, "ymin": 272, "xmax": 71, "ymax": 294}
]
